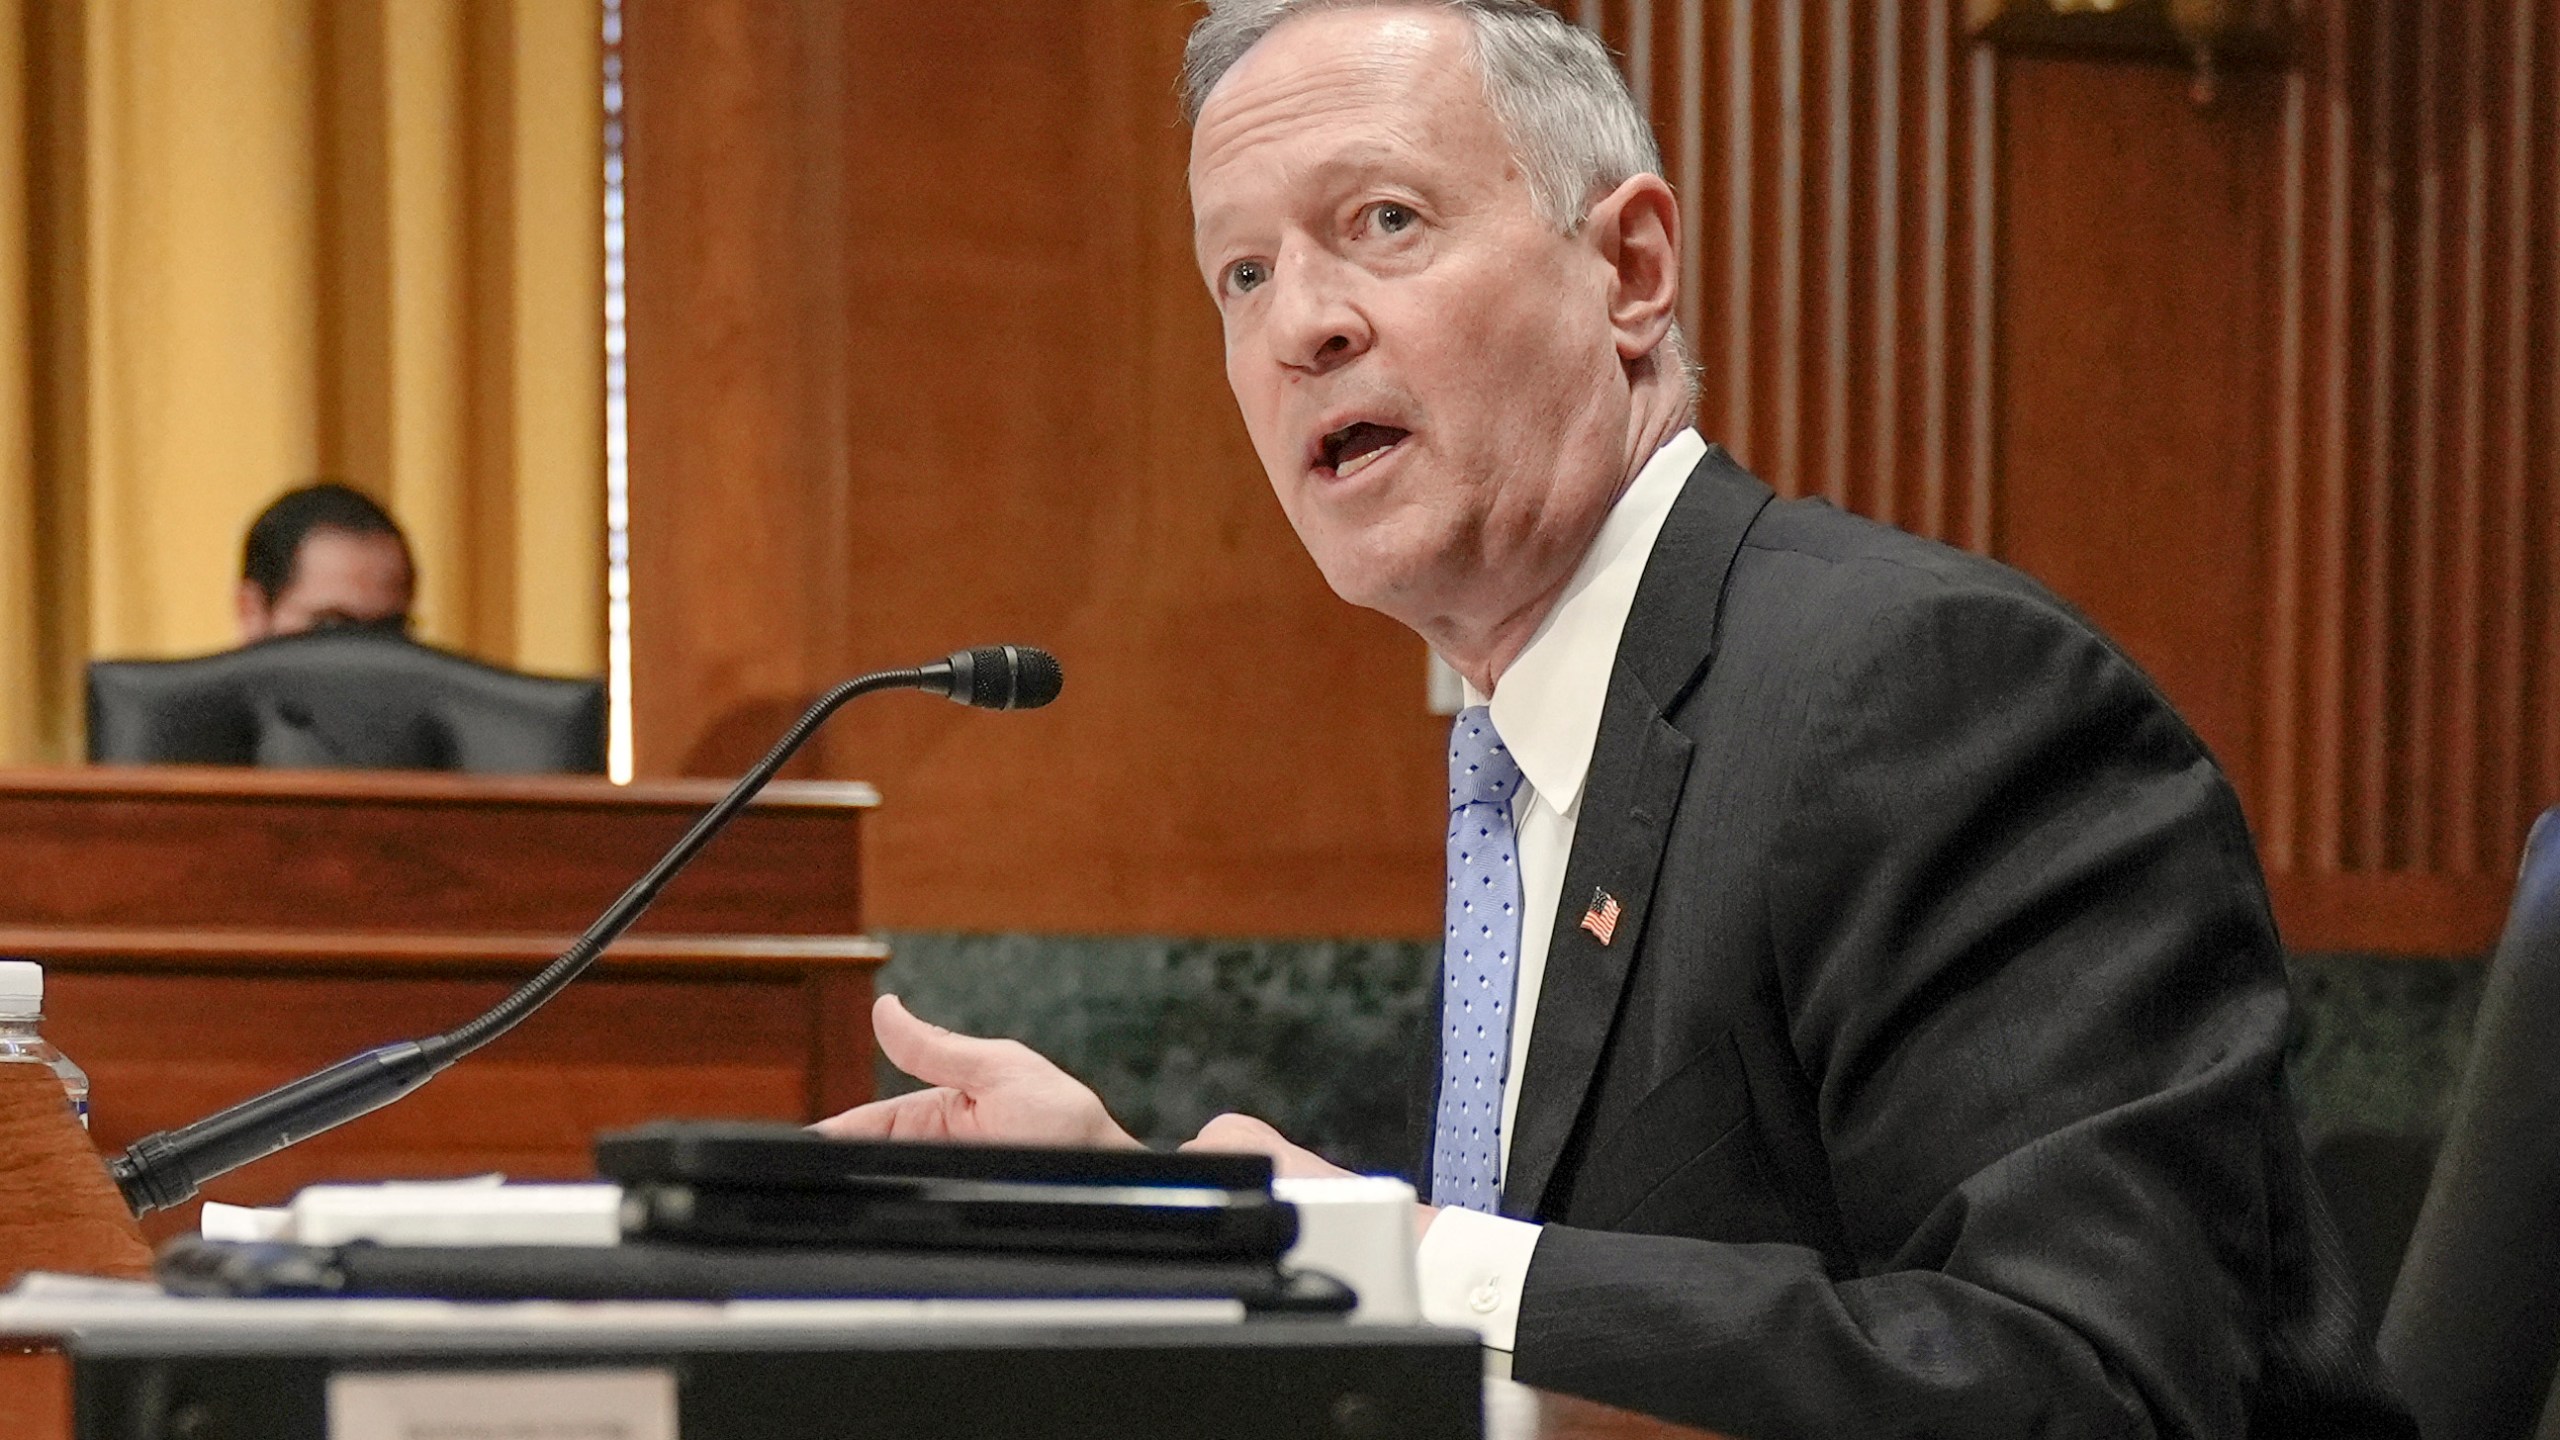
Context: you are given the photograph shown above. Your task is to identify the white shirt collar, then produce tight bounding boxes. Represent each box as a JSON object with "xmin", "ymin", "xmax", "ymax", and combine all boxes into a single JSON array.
[{"xmin": 1460, "ymin": 428, "xmax": 1705, "ymax": 818}]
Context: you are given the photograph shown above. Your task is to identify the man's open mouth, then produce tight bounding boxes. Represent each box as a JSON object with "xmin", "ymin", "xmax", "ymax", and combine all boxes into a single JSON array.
[{"xmin": 1318, "ymin": 421, "xmax": 1410, "ymax": 480}]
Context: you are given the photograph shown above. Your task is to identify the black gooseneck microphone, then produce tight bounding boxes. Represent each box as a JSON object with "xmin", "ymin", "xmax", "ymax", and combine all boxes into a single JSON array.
[{"xmin": 109, "ymin": 644, "xmax": 1064, "ymax": 1217}]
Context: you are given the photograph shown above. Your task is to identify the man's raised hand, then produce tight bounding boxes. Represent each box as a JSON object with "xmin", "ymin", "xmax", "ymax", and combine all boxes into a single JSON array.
[
  {"xmin": 812, "ymin": 994, "xmax": 1141, "ymax": 1149},
  {"xmin": 1179, "ymin": 1112, "xmax": 1358, "ymax": 1180}
]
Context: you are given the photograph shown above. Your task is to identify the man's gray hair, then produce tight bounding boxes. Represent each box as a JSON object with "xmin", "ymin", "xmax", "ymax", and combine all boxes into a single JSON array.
[
  {"xmin": 1181, "ymin": 0, "xmax": 1661, "ymax": 236},
  {"xmin": 1183, "ymin": 0, "xmax": 1697, "ymax": 406}
]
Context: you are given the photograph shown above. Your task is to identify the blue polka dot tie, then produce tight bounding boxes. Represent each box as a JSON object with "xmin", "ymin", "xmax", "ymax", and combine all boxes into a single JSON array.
[{"xmin": 1433, "ymin": 704, "xmax": 1525, "ymax": 1213}]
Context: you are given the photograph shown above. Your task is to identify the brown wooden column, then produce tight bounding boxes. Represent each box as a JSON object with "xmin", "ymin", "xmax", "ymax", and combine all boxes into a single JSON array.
[
  {"xmin": 623, "ymin": 0, "xmax": 854, "ymax": 782},
  {"xmin": 621, "ymin": 1, "xmax": 1449, "ymax": 938}
]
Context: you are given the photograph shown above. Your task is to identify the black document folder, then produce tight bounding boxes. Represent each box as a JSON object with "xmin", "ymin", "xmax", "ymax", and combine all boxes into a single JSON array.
[
  {"xmin": 155, "ymin": 1236, "xmax": 1354, "ymax": 1312},
  {"xmin": 595, "ymin": 1121, "xmax": 1299, "ymax": 1259}
]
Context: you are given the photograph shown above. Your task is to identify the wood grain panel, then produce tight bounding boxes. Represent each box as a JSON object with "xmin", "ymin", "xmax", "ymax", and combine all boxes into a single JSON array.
[
  {"xmin": 624, "ymin": 0, "xmax": 1449, "ymax": 937},
  {"xmin": 0, "ymin": 768, "xmax": 869, "ymax": 936},
  {"xmin": 620, "ymin": 0, "xmax": 851, "ymax": 785},
  {"xmin": 1995, "ymin": 55, "xmax": 2285, "ymax": 809},
  {"xmin": 0, "ymin": 1062, "xmax": 149, "ymax": 1286},
  {"xmin": 2258, "ymin": 0, "xmax": 2559, "ymax": 938},
  {"xmin": 0, "ymin": 927, "xmax": 885, "ymax": 975},
  {"xmin": 0, "ymin": 1352, "xmax": 69, "ymax": 1440},
  {"xmin": 1592, "ymin": 0, "xmax": 2000, "ymax": 541}
]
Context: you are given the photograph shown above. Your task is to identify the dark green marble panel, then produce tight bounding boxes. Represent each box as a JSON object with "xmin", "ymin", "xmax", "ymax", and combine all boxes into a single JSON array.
[
  {"xmin": 2285, "ymin": 951, "xmax": 2484, "ymax": 1142},
  {"xmin": 874, "ymin": 932, "xmax": 1434, "ymax": 1176},
  {"xmin": 873, "ymin": 935, "xmax": 2487, "ymax": 1174}
]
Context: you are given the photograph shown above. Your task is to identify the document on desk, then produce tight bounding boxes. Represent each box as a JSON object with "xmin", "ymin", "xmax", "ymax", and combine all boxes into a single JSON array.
[{"xmin": 330, "ymin": 1368, "xmax": 677, "ymax": 1440}]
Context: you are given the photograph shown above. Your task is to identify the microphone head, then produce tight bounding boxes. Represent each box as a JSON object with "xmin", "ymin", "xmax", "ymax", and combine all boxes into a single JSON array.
[{"xmin": 942, "ymin": 645, "xmax": 1063, "ymax": 710}]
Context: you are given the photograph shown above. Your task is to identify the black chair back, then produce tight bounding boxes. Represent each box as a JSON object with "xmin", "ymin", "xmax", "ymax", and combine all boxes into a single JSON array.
[
  {"xmin": 87, "ymin": 629, "xmax": 605, "ymax": 774},
  {"xmin": 2378, "ymin": 807, "xmax": 2560, "ymax": 1439}
]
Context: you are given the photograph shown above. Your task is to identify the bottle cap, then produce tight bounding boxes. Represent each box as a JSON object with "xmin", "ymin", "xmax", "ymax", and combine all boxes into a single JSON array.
[{"xmin": 0, "ymin": 959, "xmax": 38, "ymax": 1015}]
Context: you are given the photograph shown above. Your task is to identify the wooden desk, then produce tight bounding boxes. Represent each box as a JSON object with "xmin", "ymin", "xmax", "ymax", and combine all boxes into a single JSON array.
[
  {"xmin": 1488, "ymin": 1377, "xmax": 1731, "ymax": 1438},
  {"xmin": 0, "ymin": 767, "xmax": 882, "ymax": 1240}
]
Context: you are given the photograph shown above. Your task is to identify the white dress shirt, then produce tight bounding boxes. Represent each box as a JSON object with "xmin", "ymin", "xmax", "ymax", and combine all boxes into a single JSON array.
[{"xmin": 1414, "ymin": 428, "xmax": 1706, "ymax": 1351}]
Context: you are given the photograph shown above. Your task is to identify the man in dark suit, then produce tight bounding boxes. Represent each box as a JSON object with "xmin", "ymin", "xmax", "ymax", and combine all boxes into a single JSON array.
[{"xmin": 820, "ymin": 1, "xmax": 2412, "ymax": 1434}]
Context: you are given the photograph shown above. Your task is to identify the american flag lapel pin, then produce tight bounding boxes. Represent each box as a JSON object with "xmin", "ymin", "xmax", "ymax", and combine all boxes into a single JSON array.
[{"xmin": 1579, "ymin": 887, "xmax": 1622, "ymax": 945}]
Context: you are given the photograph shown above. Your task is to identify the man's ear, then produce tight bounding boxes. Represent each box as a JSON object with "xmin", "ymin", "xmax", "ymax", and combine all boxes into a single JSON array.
[
  {"xmin": 234, "ymin": 580, "xmax": 271, "ymax": 644},
  {"xmin": 1584, "ymin": 173, "xmax": 1680, "ymax": 361}
]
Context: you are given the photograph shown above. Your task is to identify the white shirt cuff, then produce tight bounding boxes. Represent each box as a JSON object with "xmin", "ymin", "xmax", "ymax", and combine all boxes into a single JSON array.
[{"xmin": 1415, "ymin": 1205, "xmax": 1543, "ymax": 1352}]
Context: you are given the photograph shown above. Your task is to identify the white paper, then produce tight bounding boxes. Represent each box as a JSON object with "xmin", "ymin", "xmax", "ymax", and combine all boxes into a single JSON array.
[
  {"xmin": 200, "ymin": 1201, "xmax": 295, "ymax": 1242},
  {"xmin": 289, "ymin": 1181, "xmax": 623, "ymax": 1247},
  {"xmin": 328, "ymin": 1368, "xmax": 676, "ymax": 1440},
  {"xmin": 1274, "ymin": 1175, "xmax": 1423, "ymax": 1323}
]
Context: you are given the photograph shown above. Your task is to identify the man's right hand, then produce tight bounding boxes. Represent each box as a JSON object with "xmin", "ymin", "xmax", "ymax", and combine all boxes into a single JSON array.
[{"xmin": 811, "ymin": 994, "xmax": 1142, "ymax": 1150}]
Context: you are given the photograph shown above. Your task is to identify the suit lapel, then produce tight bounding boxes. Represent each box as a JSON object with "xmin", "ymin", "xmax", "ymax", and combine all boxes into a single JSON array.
[{"xmin": 1501, "ymin": 447, "xmax": 1774, "ymax": 1219}]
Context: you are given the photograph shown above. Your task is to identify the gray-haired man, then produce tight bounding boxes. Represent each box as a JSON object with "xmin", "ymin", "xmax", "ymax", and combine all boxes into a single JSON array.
[{"xmin": 823, "ymin": 4, "xmax": 2414, "ymax": 1434}]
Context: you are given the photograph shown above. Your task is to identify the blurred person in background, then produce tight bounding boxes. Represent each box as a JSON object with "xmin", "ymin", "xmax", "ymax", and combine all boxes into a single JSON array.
[{"xmin": 234, "ymin": 482, "xmax": 414, "ymax": 644}]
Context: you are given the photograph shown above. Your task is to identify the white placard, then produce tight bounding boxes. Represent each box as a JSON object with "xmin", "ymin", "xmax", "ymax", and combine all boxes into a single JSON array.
[
  {"xmin": 290, "ymin": 1181, "xmax": 624, "ymax": 1247},
  {"xmin": 328, "ymin": 1369, "xmax": 677, "ymax": 1440},
  {"xmin": 1273, "ymin": 1175, "xmax": 1423, "ymax": 1323}
]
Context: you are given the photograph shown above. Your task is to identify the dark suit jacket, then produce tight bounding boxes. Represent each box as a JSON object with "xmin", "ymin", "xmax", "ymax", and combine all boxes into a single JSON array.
[{"xmin": 1412, "ymin": 448, "xmax": 2414, "ymax": 1439}]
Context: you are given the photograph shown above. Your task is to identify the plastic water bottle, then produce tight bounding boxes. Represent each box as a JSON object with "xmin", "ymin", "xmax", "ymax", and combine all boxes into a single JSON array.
[{"xmin": 0, "ymin": 959, "xmax": 90, "ymax": 1128}]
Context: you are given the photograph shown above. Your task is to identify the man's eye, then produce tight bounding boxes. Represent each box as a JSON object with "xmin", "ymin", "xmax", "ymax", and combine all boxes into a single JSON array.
[
  {"xmin": 1372, "ymin": 203, "xmax": 1415, "ymax": 234},
  {"xmin": 1226, "ymin": 260, "xmax": 1268, "ymax": 294}
]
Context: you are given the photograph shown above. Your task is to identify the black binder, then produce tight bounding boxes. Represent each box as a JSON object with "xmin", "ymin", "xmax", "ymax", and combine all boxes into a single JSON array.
[
  {"xmin": 158, "ymin": 1125, "xmax": 1350, "ymax": 1314},
  {"xmin": 155, "ymin": 1235, "xmax": 1353, "ymax": 1312},
  {"xmin": 595, "ymin": 1122, "xmax": 1298, "ymax": 1259}
]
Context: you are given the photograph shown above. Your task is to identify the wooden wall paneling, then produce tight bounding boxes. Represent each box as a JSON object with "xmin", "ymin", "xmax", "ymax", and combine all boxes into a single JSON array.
[
  {"xmin": 2545, "ymin": 0, "xmax": 2560, "ymax": 843},
  {"xmin": 2260, "ymin": 0, "xmax": 2328, "ymax": 878},
  {"xmin": 2488, "ymin": 0, "xmax": 2541, "ymax": 869},
  {"xmin": 2349, "ymin": 3, "xmax": 2405, "ymax": 875},
  {"xmin": 2441, "ymin": 0, "xmax": 2482, "ymax": 878},
  {"xmin": 822, "ymin": 3, "xmax": 1451, "ymax": 938},
  {"xmin": 1599, "ymin": 0, "xmax": 1998, "ymax": 548},
  {"xmin": 2259, "ymin": 0, "xmax": 2559, "ymax": 951},
  {"xmin": 2536, "ymin": 0, "xmax": 2558, "ymax": 854},
  {"xmin": 0, "ymin": 1061, "xmax": 150, "ymax": 1285},
  {"xmin": 2404, "ymin": 1, "xmax": 2446, "ymax": 879},
  {"xmin": 622, "ymin": 0, "xmax": 851, "ymax": 781},
  {"xmin": 0, "ymin": 929, "xmax": 886, "ymax": 975},
  {"xmin": 1992, "ymin": 53, "xmax": 2284, "ymax": 812},
  {"xmin": 626, "ymin": 0, "xmax": 1450, "ymax": 938},
  {"xmin": 0, "ymin": 1353, "xmax": 69, "ymax": 1440}
]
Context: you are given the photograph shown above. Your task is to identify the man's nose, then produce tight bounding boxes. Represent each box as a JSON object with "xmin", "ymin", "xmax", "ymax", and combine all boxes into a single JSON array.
[{"xmin": 1266, "ymin": 254, "xmax": 1370, "ymax": 375}]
